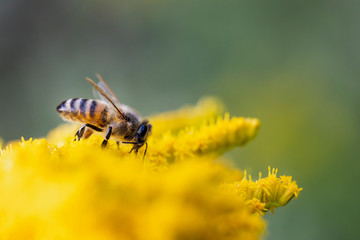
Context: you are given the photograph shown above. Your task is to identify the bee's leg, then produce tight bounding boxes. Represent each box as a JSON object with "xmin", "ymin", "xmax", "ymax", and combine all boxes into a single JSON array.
[
  {"xmin": 74, "ymin": 124, "xmax": 103, "ymax": 141},
  {"xmin": 129, "ymin": 146, "xmax": 139, "ymax": 154},
  {"xmin": 116, "ymin": 141, "xmax": 120, "ymax": 149},
  {"xmin": 84, "ymin": 124, "xmax": 103, "ymax": 132},
  {"xmin": 101, "ymin": 126, "xmax": 113, "ymax": 148},
  {"xmin": 82, "ymin": 128, "xmax": 93, "ymax": 139},
  {"xmin": 74, "ymin": 125, "xmax": 86, "ymax": 141}
]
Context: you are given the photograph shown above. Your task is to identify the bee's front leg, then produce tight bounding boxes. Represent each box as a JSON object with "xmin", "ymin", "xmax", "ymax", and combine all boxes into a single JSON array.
[
  {"xmin": 101, "ymin": 126, "xmax": 113, "ymax": 148},
  {"xmin": 129, "ymin": 145, "xmax": 140, "ymax": 154}
]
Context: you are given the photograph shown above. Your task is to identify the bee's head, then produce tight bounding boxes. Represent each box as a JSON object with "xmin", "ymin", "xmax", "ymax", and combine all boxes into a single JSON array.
[
  {"xmin": 123, "ymin": 120, "xmax": 152, "ymax": 158},
  {"xmin": 126, "ymin": 120, "xmax": 152, "ymax": 158},
  {"xmin": 135, "ymin": 120, "xmax": 152, "ymax": 144}
]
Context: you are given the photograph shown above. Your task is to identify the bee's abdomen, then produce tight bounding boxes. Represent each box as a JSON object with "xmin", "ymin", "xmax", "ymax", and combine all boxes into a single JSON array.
[{"xmin": 56, "ymin": 98, "xmax": 109, "ymax": 127}]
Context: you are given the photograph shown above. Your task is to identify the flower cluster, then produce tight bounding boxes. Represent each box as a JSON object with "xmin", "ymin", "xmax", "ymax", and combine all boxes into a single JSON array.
[
  {"xmin": 0, "ymin": 97, "xmax": 302, "ymax": 240},
  {"xmin": 221, "ymin": 168, "xmax": 302, "ymax": 215}
]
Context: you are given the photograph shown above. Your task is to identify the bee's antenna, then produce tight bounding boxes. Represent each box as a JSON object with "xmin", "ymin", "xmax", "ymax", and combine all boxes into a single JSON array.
[{"xmin": 143, "ymin": 142, "xmax": 148, "ymax": 160}]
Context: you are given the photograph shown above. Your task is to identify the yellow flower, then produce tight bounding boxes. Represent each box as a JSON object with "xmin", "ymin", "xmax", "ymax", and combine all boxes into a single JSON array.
[
  {"xmin": 48, "ymin": 98, "xmax": 260, "ymax": 171},
  {"xmin": 222, "ymin": 168, "xmax": 303, "ymax": 214},
  {"xmin": 149, "ymin": 97, "xmax": 224, "ymax": 136},
  {"xmin": 0, "ymin": 97, "xmax": 301, "ymax": 240}
]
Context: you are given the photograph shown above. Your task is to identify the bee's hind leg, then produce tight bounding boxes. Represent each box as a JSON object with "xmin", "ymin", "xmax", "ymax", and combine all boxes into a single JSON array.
[
  {"xmin": 101, "ymin": 126, "xmax": 113, "ymax": 148},
  {"xmin": 82, "ymin": 128, "xmax": 94, "ymax": 139},
  {"xmin": 74, "ymin": 125, "xmax": 86, "ymax": 141},
  {"xmin": 74, "ymin": 124, "xmax": 103, "ymax": 141}
]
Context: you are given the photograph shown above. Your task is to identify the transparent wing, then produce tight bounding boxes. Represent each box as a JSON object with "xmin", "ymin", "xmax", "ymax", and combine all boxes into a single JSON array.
[
  {"xmin": 86, "ymin": 76, "xmax": 128, "ymax": 120},
  {"xmin": 92, "ymin": 82, "xmax": 121, "ymax": 108},
  {"xmin": 92, "ymin": 74, "xmax": 122, "ymax": 108}
]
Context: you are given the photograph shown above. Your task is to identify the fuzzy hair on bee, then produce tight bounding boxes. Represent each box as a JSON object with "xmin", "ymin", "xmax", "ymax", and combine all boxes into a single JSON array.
[{"xmin": 56, "ymin": 74, "xmax": 152, "ymax": 158}]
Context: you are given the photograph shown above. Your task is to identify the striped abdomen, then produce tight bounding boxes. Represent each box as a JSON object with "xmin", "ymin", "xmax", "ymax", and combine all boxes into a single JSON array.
[{"xmin": 56, "ymin": 98, "xmax": 110, "ymax": 128}]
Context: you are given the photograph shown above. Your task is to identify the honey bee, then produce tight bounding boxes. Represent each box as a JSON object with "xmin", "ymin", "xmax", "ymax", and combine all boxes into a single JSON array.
[{"xmin": 56, "ymin": 74, "xmax": 152, "ymax": 157}]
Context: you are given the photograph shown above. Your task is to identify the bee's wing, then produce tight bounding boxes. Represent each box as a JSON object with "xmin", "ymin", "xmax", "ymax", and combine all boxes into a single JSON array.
[
  {"xmin": 86, "ymin": 77, "xmax": 129, "ymax": 120},
  {"xmin": 93, "ymin": 74, "xmax": 122, "ymax": 108},
  {"xmin": 92, "ymin": 82, "xmax": 120, "ymax": 108}
]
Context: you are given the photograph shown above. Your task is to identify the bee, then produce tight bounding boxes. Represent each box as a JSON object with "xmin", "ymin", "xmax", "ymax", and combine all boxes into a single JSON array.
[{"xmin": 56, "ymin": 74, "xmax": 152, "ymax": 157}]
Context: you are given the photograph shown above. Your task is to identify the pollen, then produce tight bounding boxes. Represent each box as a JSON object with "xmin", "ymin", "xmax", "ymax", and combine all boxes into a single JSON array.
[{"xmin": 0, "ymin": 97, "xmax": 301, "ymax": 240}]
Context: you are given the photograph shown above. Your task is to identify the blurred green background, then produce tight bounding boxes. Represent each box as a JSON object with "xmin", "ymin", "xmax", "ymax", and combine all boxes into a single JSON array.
[{"xmin": 0, "ymin": 0, "xmax": 359, "ymax": 239}]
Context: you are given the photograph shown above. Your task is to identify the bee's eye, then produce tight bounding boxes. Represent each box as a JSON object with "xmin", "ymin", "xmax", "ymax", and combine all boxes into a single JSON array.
[{"xmin": 138, "ymin": 124, "xmax": 148, "ymax": 138}]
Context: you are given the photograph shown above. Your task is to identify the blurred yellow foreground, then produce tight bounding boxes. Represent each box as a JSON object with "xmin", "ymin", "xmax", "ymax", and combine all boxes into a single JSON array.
[{"xmin": 0, "ymin": 98, "xmax": 301, "ymax": 240}]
